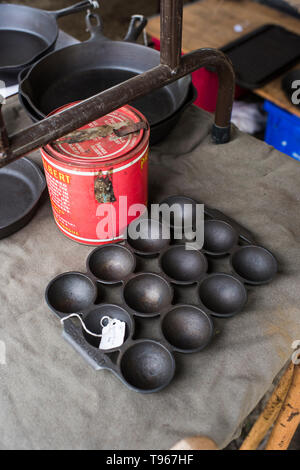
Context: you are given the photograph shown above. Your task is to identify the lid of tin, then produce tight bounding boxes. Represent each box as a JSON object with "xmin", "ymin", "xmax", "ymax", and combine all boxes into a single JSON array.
[{"xmin": 45, "ymin": 102, "xmax": 147, "ymax": 164}]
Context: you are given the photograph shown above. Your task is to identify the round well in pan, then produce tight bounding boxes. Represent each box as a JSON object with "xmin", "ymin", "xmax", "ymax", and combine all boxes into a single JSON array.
[
  {"xmin": 127, "ymin": 218, "xmax": 170, "ymax": 254},
  {"xmin": 87, "ymin": 244, "xmax": 135, "ymax": 283},
  {"xmin": 203, "ymin": 220, "xmax": 238, "ymax": 255},
  {"xmin": 231, "ymin": 245, "xmax": 277, "ymax": 284},
  {"xmin": 120, "ymin": 340, "xmax": 175, "ymax": 392},
  {"xmin": 199, "ymin": 273, "xmax": 247, "ymax": 317},
  {"xmin": 82, "ymin": 304, "xmax": 133, "ymax": 349},
  {"xmin": 46, "ymin": 272, "xmax": 97, "ymax": 314},
  {"xmin": 160, "ymin": 245, "xmax": 207, "ymax": 283},
  {"xmin": 123, "ymin": 273, "xmax": 173, "ymax": 316},
  {"xmin": 159, "ymin": 195, "xmax": 198, "ymax": 229},
  {"xmin": 161, "ymin": 305, "xmax": 214, "ymax": 352}
]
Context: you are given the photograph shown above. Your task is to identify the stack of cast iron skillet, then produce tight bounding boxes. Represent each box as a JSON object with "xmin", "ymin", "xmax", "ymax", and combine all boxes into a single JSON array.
[
  {"xmin": 0, "ymin": 1, "xmax": 98, "ymax": 81},
  {"xmin": 0, "ymin": 2, "xmax": 100, "ymax": 239},
  {"xmin": 16, "ymin": 10, "xmax": 195, "ymax": 145}
]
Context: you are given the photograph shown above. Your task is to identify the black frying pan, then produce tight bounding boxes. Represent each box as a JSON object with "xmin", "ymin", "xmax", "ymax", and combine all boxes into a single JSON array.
[
  {"xmin": 19, "ymin": 78, "xmax": 197, "ymax": 145},
  {"xmin": 19, "ymin": 13, "xmax": 191, "ymax": 128},
  {"xmin": 0, "ymin": 157, "xmax": 46, "ymax": 239},
  {"xmin": 0, "ymin": 1, "xmax": 98, "ymax": 76}
]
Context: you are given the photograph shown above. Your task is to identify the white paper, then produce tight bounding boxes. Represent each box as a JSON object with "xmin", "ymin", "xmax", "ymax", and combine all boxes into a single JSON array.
[
  {"xmin": 100, "ymin": 318, "xmax": 125, "ymax": 350},
  {"xmin": 0, "ymin": 80, "xmax": 18, "ymax": 100}
]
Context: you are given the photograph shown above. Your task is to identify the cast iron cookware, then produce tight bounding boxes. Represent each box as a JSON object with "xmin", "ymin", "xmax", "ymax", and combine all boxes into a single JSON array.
[
  {"xmin": 0, "ymin": 158, "xmax": 46, "ymax": 239},
  {"xmin": 221, "ymin": 24, "xmax": 300, "ymax": 89},
  {"xmin": 45, "ymin": 196, "xmax": 277, "ymax": 393},
  {"xmin": 19, "ymin": 12, "xmax": 191, "ymax": 132},
  {"xmin": 0, "ymin": 1, "xmax": 98, "ymax": 78},
  {"xmin": 19, "ymin": 75, "xmax": 197, "ymax": 146}
]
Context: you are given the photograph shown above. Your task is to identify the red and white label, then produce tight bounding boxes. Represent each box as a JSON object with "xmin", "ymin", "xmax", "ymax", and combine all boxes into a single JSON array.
[{"xmin": 42, "ymin": 145, "xmax": 149, "ymax": 245}]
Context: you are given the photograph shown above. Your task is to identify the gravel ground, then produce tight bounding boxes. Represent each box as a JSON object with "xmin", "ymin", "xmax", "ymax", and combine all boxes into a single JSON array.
[{"xmin": 1, "ymin": 0, "xmax": 299, "ymax": 451}]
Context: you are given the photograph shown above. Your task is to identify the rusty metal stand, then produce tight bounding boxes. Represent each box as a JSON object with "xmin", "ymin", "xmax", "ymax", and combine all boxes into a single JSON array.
[{"xmin": 0, "ymin": 0, "xmax": 235, "ymax": 168}]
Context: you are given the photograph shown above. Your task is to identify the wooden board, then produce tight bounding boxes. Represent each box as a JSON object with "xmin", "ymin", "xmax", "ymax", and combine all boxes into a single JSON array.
[
  {"xmin": 147, "ymin": 0, "xmax": 300, "ymax": 117},
  {"xmin": 255, "ymin": 66, "xmax": 300, "ymax": 118}
]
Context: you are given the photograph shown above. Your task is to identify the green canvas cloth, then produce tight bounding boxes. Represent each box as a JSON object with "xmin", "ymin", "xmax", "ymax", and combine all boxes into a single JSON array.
[{"xmin": 0, "ymin": 97, "xmax": 299, "ymax": 450}]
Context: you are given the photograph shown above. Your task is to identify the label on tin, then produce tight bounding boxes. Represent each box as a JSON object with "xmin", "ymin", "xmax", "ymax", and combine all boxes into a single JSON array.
[
  {"xmin": 49, "ymin": 106, "xmax": 144, "ymax": 162},
  {"xmin": 41, "ymin": 146, "xmax": 149, "ymax": 245},
  {"xmin": 42, "ymin": 103, "xmax": 149, "ymax": 246}
]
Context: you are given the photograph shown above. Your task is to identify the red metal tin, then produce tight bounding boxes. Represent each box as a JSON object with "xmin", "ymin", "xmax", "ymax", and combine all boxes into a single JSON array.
[{"xmin": 41, "ymin": 102, "xmax": 149, "ymax": 245}]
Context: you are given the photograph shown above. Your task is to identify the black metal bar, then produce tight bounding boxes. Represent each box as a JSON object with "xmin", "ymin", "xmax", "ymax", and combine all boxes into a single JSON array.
[
  {"xmin": 0, "ymin": 0, "xmax": 235, "ymax": 167},
  {"xmin": 160, "ymin": 0, "xmax": 183, "ymax": 70}
]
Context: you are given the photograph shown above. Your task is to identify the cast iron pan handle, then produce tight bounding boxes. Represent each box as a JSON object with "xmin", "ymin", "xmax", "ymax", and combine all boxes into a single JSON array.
[
  {"xmin": 85, "ymin": 12, "xmax": 109, "ymax": 42},
  {"xmin": 49, "ymin": 0, "xmax": 99, "ymax": 19},
  {"xmin": 62, "ymin": 318, "xmax": 118, "ymax": 372},
  {"xmin": 123, "ymin": 15, "xmax": 148, "ymax": 43}
]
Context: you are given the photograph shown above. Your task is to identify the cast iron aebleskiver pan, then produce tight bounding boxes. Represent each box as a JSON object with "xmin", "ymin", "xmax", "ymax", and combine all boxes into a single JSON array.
[
  {"xmin": 45, "ymin": 200, "xmax": 277, "ymax": 393},
  {"xmin": 0, "ymin": 1, "xmax": 97, "ymax": 78},
  {"xmin": 19, "ymin": 12, "xmax": 191, "ymax": 129},
  {"xmin": 0, "ymin": 158, "xmax": 46, "ymax": 239},
  {"xmin": 46, "ymin": 266, "xmax": 214, "ymax": 393}
]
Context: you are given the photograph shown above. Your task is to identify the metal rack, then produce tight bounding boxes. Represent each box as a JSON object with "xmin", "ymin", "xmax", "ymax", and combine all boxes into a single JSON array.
[{"xmin": 0, "ymin": 0, "xmax": 235, "ymax": 168}]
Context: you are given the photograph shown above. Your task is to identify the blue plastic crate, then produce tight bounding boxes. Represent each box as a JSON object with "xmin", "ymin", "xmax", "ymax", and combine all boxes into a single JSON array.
[{"xmin": 264, "ymin": 100, "xmax": 300, "ymax": 161}]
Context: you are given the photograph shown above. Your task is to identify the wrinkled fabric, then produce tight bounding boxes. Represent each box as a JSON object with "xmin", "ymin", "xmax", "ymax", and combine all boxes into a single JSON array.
[{"xmin": 0, "ymin": 98, "xmax": 299, "ymax": 450}]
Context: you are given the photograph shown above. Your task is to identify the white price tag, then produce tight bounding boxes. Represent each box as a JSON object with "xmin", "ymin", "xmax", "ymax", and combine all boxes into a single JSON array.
[{"xmin": 99, "ymin": 317, "xmax": 125, "ymax": 350}]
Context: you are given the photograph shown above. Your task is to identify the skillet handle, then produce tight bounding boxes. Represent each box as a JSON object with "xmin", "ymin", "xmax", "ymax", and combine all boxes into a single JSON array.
[
  {"xmin": 50, "ymin": 0, "xmax": 99, "ymax": 19},
  {"xmin": 62, "ymin": 318, "xmax": 118, "ymax": 372},
  {"xmin": 124, "ymin": 15, "xmax": 148, "ymax": 43},
  {"xmin": 85, "ymin": 12, "xmax": 109, "ymax": 42}
]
